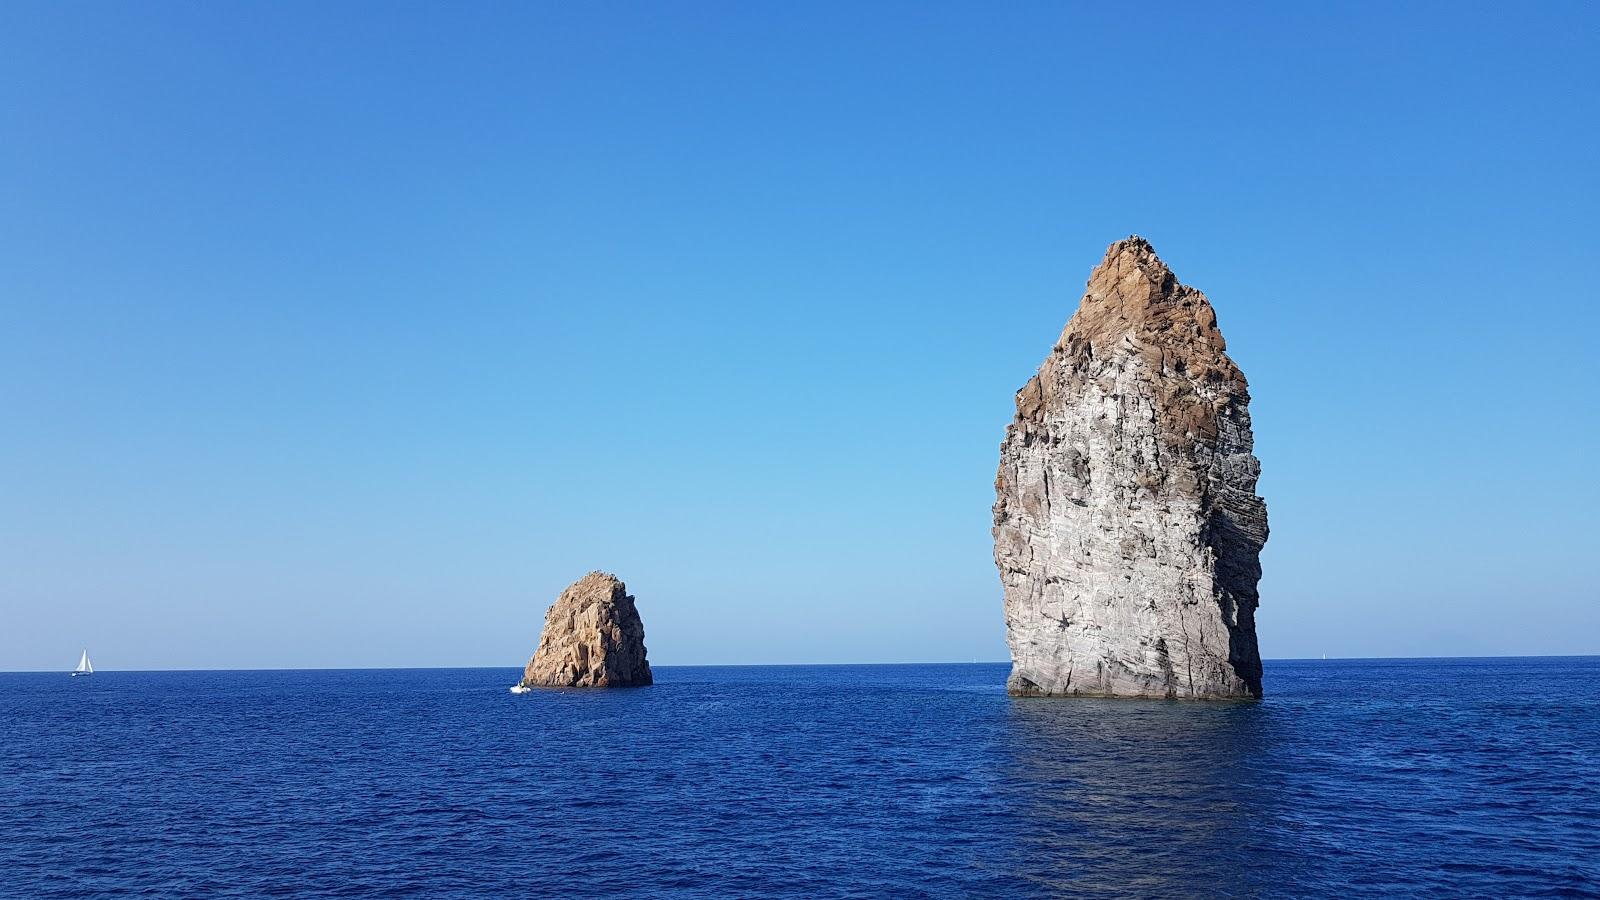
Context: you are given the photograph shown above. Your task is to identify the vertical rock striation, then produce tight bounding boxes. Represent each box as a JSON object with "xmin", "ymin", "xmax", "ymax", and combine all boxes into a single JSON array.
[
  {"xmin": 994, "ymin": 237, "xmax": 1267, "ymax": 699},
  {"xmin": 521, "ymin": 572, "xmax": 653, "ymax": 688}
]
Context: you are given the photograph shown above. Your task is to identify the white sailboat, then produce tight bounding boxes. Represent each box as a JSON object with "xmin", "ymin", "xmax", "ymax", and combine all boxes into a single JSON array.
[{"xmin": 71, "ymin": 650, "xmax": 93, "ymax": 677}]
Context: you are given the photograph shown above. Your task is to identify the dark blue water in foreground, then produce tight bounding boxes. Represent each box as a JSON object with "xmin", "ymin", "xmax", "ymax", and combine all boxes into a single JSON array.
[{"xmin": 3, "ymin": 660, "xmax": 1598, "ymax": 898}]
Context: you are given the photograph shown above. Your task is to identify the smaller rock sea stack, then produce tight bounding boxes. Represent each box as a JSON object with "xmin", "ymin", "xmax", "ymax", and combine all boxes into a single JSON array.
[{"xmin": 520, "ymin": 572, "xmax": 652, "ymax": 688}]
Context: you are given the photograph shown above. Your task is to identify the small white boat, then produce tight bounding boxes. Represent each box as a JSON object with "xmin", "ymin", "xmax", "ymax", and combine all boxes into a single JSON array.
[
  {"xmin": 71, "ymin": 650, "xmax": 94, "ymax": 677},
  {"xmin": 509, "ymin": 683, "xmax": 530, "ymax": 694}
]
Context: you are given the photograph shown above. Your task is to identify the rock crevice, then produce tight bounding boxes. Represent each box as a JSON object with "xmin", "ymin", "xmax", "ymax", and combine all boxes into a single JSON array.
[{"xmin": 994, "ymin": 237, "xmax": 1267, "ymax": 699}]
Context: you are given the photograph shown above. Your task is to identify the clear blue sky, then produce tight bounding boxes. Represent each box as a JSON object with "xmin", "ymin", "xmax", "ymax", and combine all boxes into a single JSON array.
[{"xmin": 2, "ymin": 2, "xmax": 1596, "ymax": 670}]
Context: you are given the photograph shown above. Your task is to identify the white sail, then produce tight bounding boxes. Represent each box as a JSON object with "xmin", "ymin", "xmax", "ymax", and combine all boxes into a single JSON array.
[{"xmin": 75, "ymin": 650, "xmax": 92, "ymax": 674}]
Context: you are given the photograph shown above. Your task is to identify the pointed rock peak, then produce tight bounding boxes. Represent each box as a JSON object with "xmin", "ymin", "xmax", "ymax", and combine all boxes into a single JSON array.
[
  {"xmin": 1093, "ymin": 235, "xmax": 1171, "ymax": 291},
  {"xmin": 520, "ymin": 571, "xmax": 652, "ymax": 688},
  {"xmin": 1059, "ymin": 236, "xmax": 1233, "ymax": 375},
  {"xmin": 1105, "ymin": 233, "xmax": 1160, "ymax": 264},
  {"xmin": 1074, "ymin": 236, "xmax": 1196, "ymax": 326}
]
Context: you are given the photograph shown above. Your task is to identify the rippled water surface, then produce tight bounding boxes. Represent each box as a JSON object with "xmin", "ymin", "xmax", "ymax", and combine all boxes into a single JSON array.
[{"xmin": 3, "ymin": 659, "xmax": 1598, "ymax": 897}]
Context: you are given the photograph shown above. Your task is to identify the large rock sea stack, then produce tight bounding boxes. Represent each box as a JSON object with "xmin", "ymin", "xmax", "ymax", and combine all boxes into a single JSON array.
[
  {"xmin": 994, "ymin": 237, "xmax": 1268, "ymax": 699},
  {"xmin": 520, "ymin": 572, "xmax": 653, "ymax": 688}
]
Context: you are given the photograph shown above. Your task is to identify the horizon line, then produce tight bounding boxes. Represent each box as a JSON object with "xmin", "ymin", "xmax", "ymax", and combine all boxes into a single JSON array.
[{"xmin": 5, "ymin": 653, "xmax": 1599, "ymax": 674}]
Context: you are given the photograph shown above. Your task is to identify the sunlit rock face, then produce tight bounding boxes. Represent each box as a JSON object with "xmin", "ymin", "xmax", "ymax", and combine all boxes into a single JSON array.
[
  {"xmin": 994, "ymin": 237, "xmax": 1267, "ymax": 699},
  {"xmin": 521, "ymin": 572, "xmax": 652, "ymax": 688}
]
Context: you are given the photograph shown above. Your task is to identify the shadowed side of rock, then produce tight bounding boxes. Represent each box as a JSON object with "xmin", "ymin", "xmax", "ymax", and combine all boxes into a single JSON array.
[
  {"xmin": 994, "ymin": 236, "xmax": 1268, "ymax": 700},
  {"xmin": 520, "ymin": 572, "xmax": 652, "ymax": 688}
]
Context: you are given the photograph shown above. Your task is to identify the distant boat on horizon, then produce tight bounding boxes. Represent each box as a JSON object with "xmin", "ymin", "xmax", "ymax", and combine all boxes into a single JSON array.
[{"xmin": 71, "ymin": 650, "xmax": 93, "ymax": 677}]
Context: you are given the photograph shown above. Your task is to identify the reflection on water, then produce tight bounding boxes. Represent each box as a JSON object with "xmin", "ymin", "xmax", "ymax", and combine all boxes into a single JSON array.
[{"xmin": 1001, "ymin": 698, "xmax": 1300, "ymax": 897}]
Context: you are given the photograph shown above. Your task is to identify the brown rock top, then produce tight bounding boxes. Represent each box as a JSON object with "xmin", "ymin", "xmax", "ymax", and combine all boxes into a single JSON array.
[
  {"xmin": 1016, "ymin": 236, "xmax": 1249, "ymax": 450},
  {"xmin": 520, "ymin": 572, "xmax": 652, "ymax": 688}
]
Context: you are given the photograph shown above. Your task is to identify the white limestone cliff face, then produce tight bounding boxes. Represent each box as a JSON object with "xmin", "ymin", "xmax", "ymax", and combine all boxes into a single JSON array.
[
  {"xmin": 521, "ymin": 572, "xmax": 652, "ymax": 688},
  {"xmin": 994, "ymin": 237, "xmax": 1267, "ymax": 699}
]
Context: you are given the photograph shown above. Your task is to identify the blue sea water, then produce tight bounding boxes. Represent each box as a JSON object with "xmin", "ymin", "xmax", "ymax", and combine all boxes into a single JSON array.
[{"xmin": 2, "ymin": 659, "xmax": 1597, "ymax": 898}]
